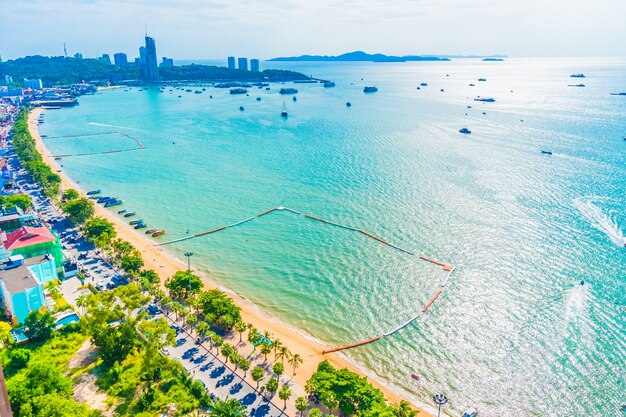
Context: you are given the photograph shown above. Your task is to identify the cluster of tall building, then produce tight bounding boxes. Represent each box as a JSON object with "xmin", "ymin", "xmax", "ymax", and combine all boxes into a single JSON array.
[
  {"xmin": 87, "ymin": 35, "xmax": 162, "ymax": 82},
  {"xmin": 228, "ymin": 56, "xmax": 260, "ymax": 72}
]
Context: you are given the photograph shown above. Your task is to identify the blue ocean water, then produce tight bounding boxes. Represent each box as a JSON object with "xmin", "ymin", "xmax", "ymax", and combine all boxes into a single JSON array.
[{"xmin": 39, "ymin": 58, "xmax": 625, "ymax": 417}]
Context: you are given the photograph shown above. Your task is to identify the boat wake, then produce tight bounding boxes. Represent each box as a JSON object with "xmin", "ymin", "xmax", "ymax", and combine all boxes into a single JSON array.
[
  {"xmin": 88, "ymin": 122, "xmax": 142, "ymax": 131},
  {"xmin": 574, "ymin": 196, "xmax": 625, "ymax": 247}
]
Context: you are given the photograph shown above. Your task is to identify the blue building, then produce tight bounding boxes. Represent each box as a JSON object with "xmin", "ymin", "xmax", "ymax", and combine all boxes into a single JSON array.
[
  {"xmin": 238, "ymin": 57, "xmax": 248, "ymax": 71},
  {"xmin": 227, "ymin": 56, "xmax": 236, "ymax": 70},
  {"xmin": 250, "ymin": 59, "xmax": 260, "ymax": 72},
  {"xmin": 0, "ymin": 254, "xmax": 58, "ymax": 325},
  {"xmin": 144, "ymin": 36, "xmax": 159, "ymax": 81},
  {"xmin": 114, "ymin": 52, "xmax": 128, "ymax": 66}
]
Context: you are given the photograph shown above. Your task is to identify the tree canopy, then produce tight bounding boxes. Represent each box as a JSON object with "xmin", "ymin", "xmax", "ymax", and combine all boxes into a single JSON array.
[
  {"xmin": 165, "ymin": 270, "xmax": 203, "ymax": 300},
  {"xmin": 198, "ymin": 289, "xmax": 241, "ymax": 330},
  {"xmin": 23, "ymin": 311, "xmax": 55, "ymax": 342},
  {"xmin": 62, "ymin": 197, "xmax": 94, "ymax": 224}
]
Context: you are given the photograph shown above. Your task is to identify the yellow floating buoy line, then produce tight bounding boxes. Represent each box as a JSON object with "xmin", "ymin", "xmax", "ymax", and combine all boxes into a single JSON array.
[{"xmin": 157, "ymin": 206, "xmax": 456, "ymax": 353}]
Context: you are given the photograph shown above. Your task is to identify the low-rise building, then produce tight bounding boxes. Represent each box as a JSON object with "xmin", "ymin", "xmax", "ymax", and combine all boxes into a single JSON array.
[
  {"xmin": 0, "ymin": 254, "xmax": 58, "ymax": 325},
  {"xmin": 0, "ymin": 226, "xmax": 63, "ymax": 269}
]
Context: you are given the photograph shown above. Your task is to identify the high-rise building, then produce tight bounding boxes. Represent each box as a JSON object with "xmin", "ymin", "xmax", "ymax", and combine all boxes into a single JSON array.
[
  {"xmin": 250, "ymin": 59, "xmax": 260, "ymax": 72},
  {"xmin": 138, "ymin": 46, "xmax": 147, "ymax": 78},
  {"xmin": 144, "ymin": 36, "xmax": 159, "ymax": 81},
  {"xmin": 227, "ymin": 56, "xmax": 236, "ymax": 70},
  {"xmin": 237, "ymin": 57, "xmax": 248, "ymax": 71},
  {"xmin": 159, "ymin": 57, "xmax": 174, "ymax": 68},
  {"xmin": 114, "ymin": 52, "xmax": 128, "ymax": 66},
  {"xmin": 100, "ymin": 54, "xmax": 112, "ymax": 64},
  {"xmin": 23, "ymin": 78, "xmax": 43, "ymax": 90},
  {"xmin": 73, "ymin": 52, "xmax": 83, "ymax": 59}
]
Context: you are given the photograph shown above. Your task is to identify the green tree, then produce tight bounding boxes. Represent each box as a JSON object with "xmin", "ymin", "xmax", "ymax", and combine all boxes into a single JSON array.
[
  {"xmin": 62, "ymin": 197, "xmax": 94, "ymax": 224},
  {"xmin": 276, "ymin": 345, "xmax": 290, "ymax": 365},
  {"xmin": 166, "ymin": 270, "xmax": 203, "ymax": 300},
  {"xmin": 289, "ymin": 353, "xmax": 303, "ymax": 376},
  {"xmin": 208, "ymin": 397, "xmax": 248, "ymax": 417},
  {"xmin": 295, "ymin": 397, "xmax": 308, "ymax": 416},
  {"xmin": 120, "ymin": 251, "xmax": 144, "ymax": 275},
  {"xmin": 9, "ymin": 348, "xmax": 31, "ymax": 369},
  {"xmin": 82, "ymin": 216, "xmax": 116, "ymax": 248},
  {"xmin": 197, "ymin": 289, "xmax": 241, "ymax": 330},
  {"xmin": 239, "ymin": 358, "xmax": 251, "ymax": 377},
  {"xmin": 7, "ymin": 362, "xmax": 72, "ymax": 413},
  {"xmin": 247, "ymin": 326, "xmax": 259, "ymax": 345},
  {"xmin": 23, "ymin": 310, "xmax": 55, "ymax": 342},
  {"xmin": 251, "ymin": 366, "xmax": 264, "ymax": 389},
  {"xmin": 260, "ymin": 342, "xmax": 272, "ymax": 362},
  {"xmin": 139, "ymin": 269, "xmax": 160, "ymax": 285},
  {"xmin": 2, "ymin": 194, "xmax": 32, "ymax": 211},
  {"xmin": 235, "ymin": 320, "xmax": 247, "ymax": 343},
  {"xmin": 273, "ymin": 361, "xmax": 284, "ymax": 380},
  {"xmin": 61, "ymin": 188, "xmax": 80, "ymax": 201},
  {"xmin": 308, "ymin": 408, "xmax": 323, "ymax": 417},
  {"xmin": 279, "ymin": 385, "xmax": 292, "ymax": 409},
  {"xmin": 196, "ymin": 321, "xmax": 210, "ymax": 342},
  {"xmin": 265, "ymin": 377, "xmax": 279, "ymax": 398},
  {"xmin": 0, "ymin": 321, "xmax": 13, "ymax": 347}
]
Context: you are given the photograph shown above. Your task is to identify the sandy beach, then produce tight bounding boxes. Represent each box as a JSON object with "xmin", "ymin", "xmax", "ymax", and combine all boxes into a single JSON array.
[{"xmin": 27, "ymin": 107, "xmax": 435, "ymax": 417}]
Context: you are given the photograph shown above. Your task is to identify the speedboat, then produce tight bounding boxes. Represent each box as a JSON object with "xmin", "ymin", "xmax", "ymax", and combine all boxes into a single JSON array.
[
  {"xmin": 118, "ymin": 209, "xmax": 127, "ymax": 214},
  {"xmin": 129, "ymin": 219, "xmax": 143, "ymax": 225},
  {"xmin": 145, "ymin": 228, "xmax": 158, "ymax": 234},
  {"xmin": 104, "ymin": 199, "xmax": 122, "ymax": 207},
  {"xmin": 462, "ymin": 407, "xmax": 478, "ymax": 417},
  {"xmin": 96, "ymin": 196, "xmax": 113, "ymax": 203},
  {"xmin": 459, "ymin": 128, "xmax": 472, "ymax": 134},
  {"xmin": 541, "ymin": 150, "xmax": 553, "ymax": 155},
  {"xmin": 152, "ymin": 230, "xmax": 166, "ymax": 237},
  {"xmin": 568, "ymin": 84, "xmax": 585, "ymax": 87},
  {"xmin": 124, "ymin": 212, "xmax": 136, "ymax": 217},
  {"xmin": 87, "ymin": 189, "xmax": 101, "ymax": 195},
  {"xmin": 570, "ymin": 73, "xmax": 585, "ymax": 78},
  {"xmin": 478, "ymin": 78, "xmax": 487, "ymax": 81},
  {"xmin": 134, "ymin": 223, "xmax": 147, "ymax": 229}
]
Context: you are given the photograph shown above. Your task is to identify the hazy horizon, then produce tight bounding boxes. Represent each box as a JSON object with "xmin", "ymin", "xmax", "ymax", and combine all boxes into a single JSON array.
[{"xmin": 1, "ymin": 0, "xmax": 625, "ymax": 61}]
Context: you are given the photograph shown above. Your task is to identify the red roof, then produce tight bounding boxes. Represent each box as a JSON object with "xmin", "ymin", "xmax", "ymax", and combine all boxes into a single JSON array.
[{"xmin": 4, "ymin": 226, "xmax": 56, "ymax": 251}]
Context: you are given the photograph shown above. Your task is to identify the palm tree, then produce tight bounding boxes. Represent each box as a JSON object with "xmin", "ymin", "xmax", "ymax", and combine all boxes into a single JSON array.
[
  {"xmin": 272, "ymin": 339, "xmax": 283, "ymax": 357},
  {"xmin": 247, "ymin": 326, "xmax": 259, "ymax": 345},
  {"xmin": 239, "ymin": 358, "xmax": 251, "ymax": 377},
  {"xmin": 260, "ymin": 342, "xmax": 272, "ymax": 362},
  {"xmin": 207, "ymin": 397, "xmax": 247, "ymax": 417},
  {"xmin": 235, "ymin": 321, "xmax": 247, "ymax": 344},
  {"xmin": 171, "ymin": 302, "xmax": 184, "ymax": 321},
  {"xmin": 251, "ymin": 366, "xmax": 264, "ymax": 389},
  {"xmin": 278, "ymin": 385, "xmax": 292, "ymax": 410},
  {"xmin": 196, "ymin": 321, "xmax": 209, "ymax": 342},
  {"xmin": 295, "ymin": 397, "xmax": 308, "ymax": 416},
  {"xmin": 276, "ymin": 346, "xmax": 290, "ymax": 365},
  {"xmin": 76, "ymin": 295, "xmax": 86, "ymax": 315},
  {"xmin": 393, "ymin": 401, "xmax": 417, "ymax": 417},
  {"xmin": 288, "ymin": 353, "xmax": 303, "ymax": 376},
  {"xmin": 187, "ymin": 314, "xmax": 198, "ymax": 332}
]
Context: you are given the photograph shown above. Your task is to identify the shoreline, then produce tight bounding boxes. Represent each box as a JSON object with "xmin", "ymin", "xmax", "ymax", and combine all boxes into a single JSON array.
[{"xmin": 27, "ymin": 107, "xmax": 436, "ymax": 417}]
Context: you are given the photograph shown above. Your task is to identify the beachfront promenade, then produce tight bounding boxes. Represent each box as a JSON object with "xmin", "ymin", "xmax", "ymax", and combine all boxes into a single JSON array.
[{"xmin": 154, "ymin": 308, "xmax": 289, "ymax": 417}]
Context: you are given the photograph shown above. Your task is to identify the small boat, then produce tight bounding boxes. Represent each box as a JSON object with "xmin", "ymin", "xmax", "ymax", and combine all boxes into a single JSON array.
[
  {"xmin": 440, "ymin": 89, "xmax": 444, "ymax": 92},
  {"xmin": 134, "ymin": 223, "xmax": 147, "ymax": 229},
  {"xmin": 420, "ymin": 82, "xmax": 428, "ymax": 86},
  {"xmin": 363, "ymin": 86, "xmax": 378, "ymax": 93},
  {"xmin": 459, "ymin": 128, "xmax": 472, "ymax": 134},
  {"xmin": 124, "ymin": 212, "xmax": 136, "ymax": 217},
  {"xmin": 256, "ymin": 97, "xmax": 261, "ymax": 101},
  {"xmin": 129, "ymin": 219, "xmax": 143, "ymax": 225},
  {"xmin": 239, "ymin": 106, "xmax": 245, "ymax": 111},
  {"xmin": 152, "ymin": 230, "xmax": 166, "ymax": 237},
  {"xmin": 230, "ymin": 88, "xmax": 247, "ymax": 95},
  {"xmin": 570, "ymin": 73, "xmax": 585, "ymax": 78},
  {"xmin": 474, "ymin": 97, "xmax": 496, "ymax": 102},
  {"xmin": 478, "ymin": 78, "xmax": 487, "ymax": 81},
  {"xmin": 104, "ymin": 199, "xmax": 122, "ymax": 207},
  {"xmin": 118, "ymin": 209, "xmax": 127, "ymax": 214},
  {"xmin": 610, "ymin": 92, "xmax": 626, "ymax": 96},
  {"xmin": 86, "ymin": 189, "xmax": 101, "ymax": 195},
  {"xmin": 462, "ymin": 407, "xmax": 478, "ymax": 417},
  {"xmin": 469, "ymin": 83, "xmax": 475, "ymax": 86},
  {"xmin": 416, "ymin": 86, "xmax": 421, "ymax": 90},
  {"xmin": 541, "ymin": 150, "xmax": 553, "ymax": 155},
  {"xmin": 194, "ymin": 90, "xmax": 202, "ymax": 94},
  {"xmin": 145, "ymin": 228, "xmax": 158, "ymax": 234},
  {"xmin": 281, "ymin": 101, "xmax": 288, "ymax": 118},
  {"xmin": 292, "ymin": 96, "xmax": 297, "ymax": 102},
  {"xmin": 568, "ymin": 84, "xmax": 585, "ymax": 87},
  {"xmin": 324, "ymin": 81, "xmax": 336, "ymax": 88},
  {"xmin": 346, "ymin": 102, "xmax": 352, "ymax": 107},
  {"xmin": 96, "ymin": 196, "xmax": 115, "ymax": 203},
  {"xmin": 279, "ymin": 88, "xmax": 298, "ymax": 95}
]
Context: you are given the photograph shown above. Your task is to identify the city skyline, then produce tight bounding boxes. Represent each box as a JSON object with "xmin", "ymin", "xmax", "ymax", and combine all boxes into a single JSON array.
[{"xmin": 1, "ymin": 0, "xmax": 625, "ymax": 60}]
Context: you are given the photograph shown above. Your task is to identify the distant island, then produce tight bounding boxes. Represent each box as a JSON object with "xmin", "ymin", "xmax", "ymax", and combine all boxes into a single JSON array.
[
  {"xmin": 269, "ymin": 51, "xmax": 508, "ymax": 62},
  {"xmin": 269, "ymin": 51, "xmax": 450, "ymax": 62},
  {"xmin": 0, "ymin": 55, "xmax": 309, "ymax": 86}
]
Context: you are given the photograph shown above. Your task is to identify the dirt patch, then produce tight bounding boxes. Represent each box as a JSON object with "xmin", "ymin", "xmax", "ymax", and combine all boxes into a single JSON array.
[
  {"xmin": 68, "ymin": 339, "xmax": 96, "ymax": 369},
  {"xmin": 73, "ymin": 372, "xmax": 114, "ymax": 416}
]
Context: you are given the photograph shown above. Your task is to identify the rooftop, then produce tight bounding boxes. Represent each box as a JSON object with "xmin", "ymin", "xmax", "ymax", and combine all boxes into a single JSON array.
[
  {"xmin": 4, "ymin": 226, "xmax": 56, "ymax": 251},
  {"xmin": 1, "ymin": 255, "xmax": 52, "ymax": 294}
]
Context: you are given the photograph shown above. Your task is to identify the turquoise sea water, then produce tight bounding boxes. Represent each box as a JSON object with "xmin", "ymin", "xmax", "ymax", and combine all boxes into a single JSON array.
[{"xmin": 39, "ymin": 58, "xmax": 625, "ymax": 417}]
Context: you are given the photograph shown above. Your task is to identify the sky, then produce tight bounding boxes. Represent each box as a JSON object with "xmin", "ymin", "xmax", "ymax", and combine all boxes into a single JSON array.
[{"xmin": 1, "ymin": 0, "xmax": 625, "ymax": 60}]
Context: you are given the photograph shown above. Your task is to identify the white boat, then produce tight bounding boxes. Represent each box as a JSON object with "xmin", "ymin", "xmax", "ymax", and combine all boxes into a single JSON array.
[{"xmin": 462, "ymin": 407, "xmax": 478, "ymax": 417}]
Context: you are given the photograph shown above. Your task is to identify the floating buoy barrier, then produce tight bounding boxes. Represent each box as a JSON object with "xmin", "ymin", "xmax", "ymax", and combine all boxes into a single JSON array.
[
  {"xmin": 47, "ymin": 130, "xmax": 145, "ymax": 157},
  {"xmin": 156, "ymin": 205, "xmax": 456, "ymax": 353},
  {"xmin": 322, "ymin": 337, "xmax": 381, "ymax": 354}
]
